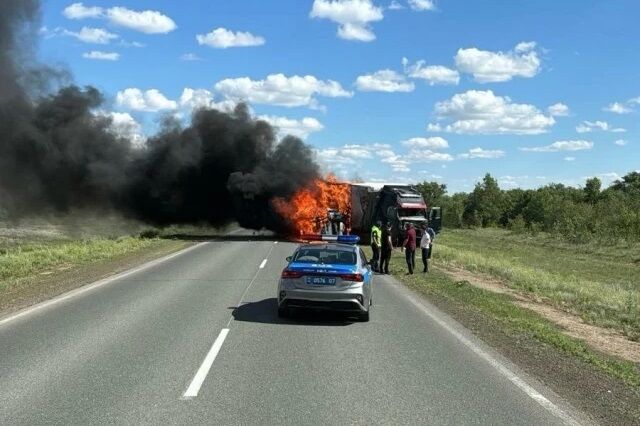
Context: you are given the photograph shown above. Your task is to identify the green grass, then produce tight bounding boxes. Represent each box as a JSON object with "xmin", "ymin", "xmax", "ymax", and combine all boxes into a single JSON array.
[
  {"xmin": 434, "ymin": 229, "xmax": 640, "ymax": 340},
  {"xmin": 0, "ymin": 237, "xmax": 159, "ymax": 293},
  {"xmin": 380, "ymin": 249, "xmax": 640, "ymax": 388}
]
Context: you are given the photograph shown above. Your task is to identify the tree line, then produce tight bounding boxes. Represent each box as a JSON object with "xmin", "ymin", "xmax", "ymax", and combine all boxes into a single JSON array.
[{"xmin": 417, "ymin": 171, "xmax": 640, "ymax": 243}]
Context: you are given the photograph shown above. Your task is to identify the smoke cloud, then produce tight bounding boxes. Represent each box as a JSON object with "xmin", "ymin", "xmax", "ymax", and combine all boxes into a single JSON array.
[{"xmin": 0, "ymin": 0, "xmax": 319, "ymax": 232}]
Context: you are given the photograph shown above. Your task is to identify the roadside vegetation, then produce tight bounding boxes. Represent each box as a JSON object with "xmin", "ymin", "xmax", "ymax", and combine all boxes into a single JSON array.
[
  {"xmin": 0, "ymin": 219, "xmax": 212, "ymax": 314},
  {"xmin": 417, "ymin": 170, "xmax": 640, "ymax": 243},
  {"xmin": 413, "ymin": 171, "xmax": 640, "ymax": 341},
  {"xmin": 0, "ymin": 236, "xmax": 159, "ymax": 293},
  {"xmin": 384, "ymin": 250, "xmax": 640, "ymax": 389},
  {"xmin": 435, "ymin": 229, "xmax": 640, "ymax": 341}
]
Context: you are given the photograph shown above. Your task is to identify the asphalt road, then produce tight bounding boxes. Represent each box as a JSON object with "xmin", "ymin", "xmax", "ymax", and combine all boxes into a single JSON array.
[{"xmin": 0, "ymin": 233, "xmax": 588, "ymax": 425}]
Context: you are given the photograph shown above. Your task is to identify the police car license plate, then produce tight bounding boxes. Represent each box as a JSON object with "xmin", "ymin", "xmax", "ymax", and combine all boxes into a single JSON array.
[{"xmin": 306, "ymin": 276, "xmax": 336, "ymax": 285}]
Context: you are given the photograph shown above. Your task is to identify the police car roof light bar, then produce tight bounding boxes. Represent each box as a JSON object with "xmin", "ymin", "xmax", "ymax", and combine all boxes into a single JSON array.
[{"xmin": 301, "ymin": 234, "xmax": 360, "ymax": 244}]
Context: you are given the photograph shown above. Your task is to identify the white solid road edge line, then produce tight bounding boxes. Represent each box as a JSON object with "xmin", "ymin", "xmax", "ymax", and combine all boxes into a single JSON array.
[
  {"xmin": 0, "ymin": 242, "xmax": 209, "ymax": 328},
  {"xmin": 394, "ymin": 283, "xmax": 582, "ymax": 426},
  {"xmin": 259, "ymin": 259, "xmax": 268, "ymax": 269},
  {"xmin": 182, "ymin": 328, "xmax": 230, "ymax": 399}
]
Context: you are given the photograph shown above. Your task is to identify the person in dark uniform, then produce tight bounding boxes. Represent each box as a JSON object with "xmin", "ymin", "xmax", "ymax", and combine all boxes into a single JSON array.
[{"xmin": 380, "ymin": 222, "xmax": 393, "ymax": 274}]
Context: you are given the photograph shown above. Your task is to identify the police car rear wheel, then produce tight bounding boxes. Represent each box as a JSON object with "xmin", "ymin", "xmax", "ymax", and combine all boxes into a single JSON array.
[{"xmin": 277, "ymin": 306, "xmax": 290, "ymax": 318}]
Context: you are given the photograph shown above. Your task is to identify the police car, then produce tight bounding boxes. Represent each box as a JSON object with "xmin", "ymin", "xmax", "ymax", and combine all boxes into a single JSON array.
[{"xmin": 277, "ymin": 235, "xmax": 373, "ymax": 321}]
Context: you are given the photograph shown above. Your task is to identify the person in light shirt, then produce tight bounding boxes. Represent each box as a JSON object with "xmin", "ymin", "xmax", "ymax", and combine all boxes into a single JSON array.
[{"xmin": 420, "ymin": 224, "xmax": 432, "ymax": 273}]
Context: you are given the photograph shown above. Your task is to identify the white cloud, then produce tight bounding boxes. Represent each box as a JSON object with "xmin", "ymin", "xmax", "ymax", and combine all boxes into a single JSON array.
[
  {"xmin": 40, "ymin": 26, "xmax": 119, "ymax": 44},
  {"xmin": 408, "ymin": 0, "xmax": 435, "ymax": 11},
  {"xmin": 548, "ymin": 102, "xmax": 569, "ymax": 117},
  {"xmin": 103, "ymin": 111, "xmax": 146, "ymax": 146},
  {"xmin": 116, "ymin": 88, "xmax": 177, "ymax": 112},
  {"xmin": 406, "ymin": 150, "xmax": 454, "ymax": 162},
  {"xmin": 82, "ymin": 51, "xmax": 119, "ymax": 61},
  {"xmin": 317, "ymin": 148, "xmax": 356, "ymax": 166},
  {"xmin": 179, "ymin": 88, "xmax": 214, "ymax": 110},
  {"xmin": 68, "ymin": 27, "xmax": 118, "ymax": 44},
  {"xmin": 317, "ymin": 140, "xmax": 453, "ymax": 175},
  {"xmin": 196, "ymin": 28, "xmax": 265, "ymax": 49},
  {"xmin": 310, "ymin": 0, "xmax": 384, "ymax": 42},
  {"xmin": 63, "ymin": 3, "xmax": 103, "ymax": 19},
  {"xmin": 565, "ymin": 157, "xmax": 575, "ymax": 162},
  {"xmin": 214, "ymin": 74, "xmax": 353, "ymax": 108},
  {"xmin": 628, "ymin": 97, "xmax": 640, "ymax": 105},
  {"xmin": 404, "ymin": 59, "xmax": 460, "ymax": 85},
  {"xmin": 317, "ymin": 144, "xmax": 381, "ymax": 167},
  {"xmin": 120, "ymin": 40, "xmax": 145, "ymax": 48},
  {"xmin": 614, "ymin": 139, "xmax": 629, "ymax": 146},
  {"xmin": 603, "ymin": 102, "xmax": 632, "ymax": 114},
  {"xmin": 258, "ymin": 115, "xmax": 324, "ymax": 139},
  {"xmin": 381, "ymin": 155, "xmax": 411, "ymax": 172},
  {"xmin": 433, "ymin": 90, "xmax": 555, "ymax": 135},
  {"xmin": 180, "ymin": 53, "xmax": 202, "ymax": 61},
  {"xmin": 498, "ymin": 175, "xmax": 527, "ymax": 188},
  {"xmin": 459, "ymin": 147, "xmax": 506, "ymax": 159},
  {"xmin": 388, "ymin": 1, "xmax": 404, "ymax": 10},
  {"xmin": 402, "ymin": 137, "xmax": 449, "ymax": 149},
  {"xmin": 520, "ymin": 140, "xmax": 593, "ymax": 152},
  {"xmin": 178, "ymin": 88, "xmax": 237, "ymax": 113},
  {"xmin": 599, "ymin": 172, "xmax": 620, "ymax": 181},
  {"xmin": 455, "ymin": 41, "xmax": 541, "ymax": 83},
  {"xmin": 106, "ymin": 7, "xmax": 176, "ymax": 34},
  {"xmin": 576, "ymin": 120, "xmax": 626, "ymax": 133},
  {"xmin": 341, "ymin": 144, "xmax": 376, "ymax": 158},
  {"xmin": 355, "ymin": 70, "xmax": 414, "ymax": 92},
  {"xmin": 64, "ymin": 4, "xmax": 176, "ymax": 34}
]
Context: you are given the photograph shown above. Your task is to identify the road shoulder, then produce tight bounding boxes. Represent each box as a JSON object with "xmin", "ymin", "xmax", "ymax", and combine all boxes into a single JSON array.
[{"xmin": 382, "ymin": 253, "xmax": 640, "ymax": 425}]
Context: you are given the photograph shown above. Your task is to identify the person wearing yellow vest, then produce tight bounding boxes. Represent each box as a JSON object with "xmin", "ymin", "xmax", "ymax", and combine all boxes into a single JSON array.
[{"xmin": 370, "ymin": 220, "xmax": 382, "ymax": 272}]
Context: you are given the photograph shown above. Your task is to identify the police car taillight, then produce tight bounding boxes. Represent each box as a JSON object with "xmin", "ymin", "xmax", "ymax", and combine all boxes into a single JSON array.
[
  {"xmin": 281, "ymin": 269, "xmax": 303, "ymax": 279},
  {"xmin": 339, "ymin": 273, "xmax": 364, "ymax": 282}
]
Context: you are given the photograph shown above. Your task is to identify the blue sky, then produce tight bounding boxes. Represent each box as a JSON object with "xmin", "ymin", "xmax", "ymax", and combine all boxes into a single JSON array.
[{"xmin": 38, "ymin": 0, "xmax": 639, "ymax": 192}]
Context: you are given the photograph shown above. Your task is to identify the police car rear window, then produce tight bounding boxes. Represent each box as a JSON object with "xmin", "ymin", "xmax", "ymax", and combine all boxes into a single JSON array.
[{"xmin": 293, "ymin": 248, "xmax": 356, "ymax": 265}]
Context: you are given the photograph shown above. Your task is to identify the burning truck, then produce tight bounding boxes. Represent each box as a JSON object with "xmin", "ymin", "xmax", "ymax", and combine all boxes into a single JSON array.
[
  {"xmin": 274, "ymin": 178, "xmax": 441, "ymax": 244},
  {"xmin": 349, "ymin": 183, "xmax": 441, "ymax": 245}
]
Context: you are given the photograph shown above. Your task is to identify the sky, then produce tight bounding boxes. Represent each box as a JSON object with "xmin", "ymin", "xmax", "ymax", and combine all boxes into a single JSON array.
[{"xmin": 37, "ymin": 0, "xmax": 640, "ymax": 192}]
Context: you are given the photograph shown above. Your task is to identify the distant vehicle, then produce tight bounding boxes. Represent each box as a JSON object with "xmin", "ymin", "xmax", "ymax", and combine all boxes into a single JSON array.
[
  {"xmin": 277, "ymin": 235, "xmax": 373, "ymax": 321},
  {"xmin": 349, "ymin": 184, "xmax": 441, "ymax": 245}
]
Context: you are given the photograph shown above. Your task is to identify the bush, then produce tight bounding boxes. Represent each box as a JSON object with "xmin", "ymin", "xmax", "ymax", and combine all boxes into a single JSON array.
[
  {"xmin": 507, "ymin": 215, "xmax": 527, "ymax": 234},
  {"xmin": 138, "ymin": 228, "xmax": 160, "ymax": 239}
]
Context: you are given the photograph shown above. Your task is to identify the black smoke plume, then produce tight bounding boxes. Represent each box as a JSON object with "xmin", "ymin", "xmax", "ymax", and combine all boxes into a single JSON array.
[{"xmin": 0, "ymin": 0, "xmax": 319, "ymax": 232}]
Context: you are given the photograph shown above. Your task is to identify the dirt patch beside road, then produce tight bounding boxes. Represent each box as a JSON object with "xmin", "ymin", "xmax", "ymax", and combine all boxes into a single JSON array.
[{"xmin": 439, "ymin": 265, "xmax": 640, "ymax": 364}]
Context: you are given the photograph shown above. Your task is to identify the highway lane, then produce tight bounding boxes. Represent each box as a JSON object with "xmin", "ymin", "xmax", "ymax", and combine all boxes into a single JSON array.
[{"xmin": 0, "ymin": 235, "xmax": 586, "ymax": 425}]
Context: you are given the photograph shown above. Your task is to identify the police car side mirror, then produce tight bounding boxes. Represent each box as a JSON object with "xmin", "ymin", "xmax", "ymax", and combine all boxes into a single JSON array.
[{"xmin": 286, "ymin": 256, "xmax": 292, "ymax": 262}]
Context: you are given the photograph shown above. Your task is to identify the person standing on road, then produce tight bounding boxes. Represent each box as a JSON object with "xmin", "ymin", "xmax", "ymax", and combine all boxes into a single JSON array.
[
  {"xmin": 420, "ymin": 224, "xmax": 432, "ymax": 273},
  {"xmin": 402, "ymin": 223, "xmax": 416, "ymax": 274},
  {"xmin": 380, "ymin": 222, "xmax": 393, "ymax": 274},
  {"xmin": 370, "ymin": 220, "xmax": 382, "ymax": 272}
]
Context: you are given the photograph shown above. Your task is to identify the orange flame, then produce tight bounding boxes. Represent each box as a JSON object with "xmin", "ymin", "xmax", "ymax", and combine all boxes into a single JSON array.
[{"xmin": 272, "ymin": 175, "xmax": 351, "ymax": 235}]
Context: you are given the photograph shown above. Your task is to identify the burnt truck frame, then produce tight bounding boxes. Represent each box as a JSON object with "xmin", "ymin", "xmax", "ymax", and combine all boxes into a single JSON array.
[{"xmin": 350, "ymin": 184, "xmax": 441, "ymax": 245}]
